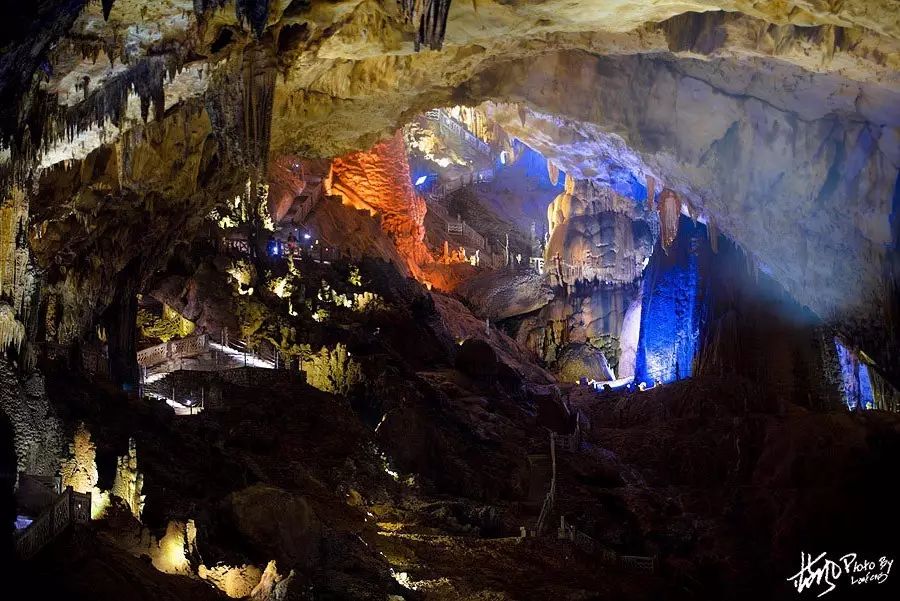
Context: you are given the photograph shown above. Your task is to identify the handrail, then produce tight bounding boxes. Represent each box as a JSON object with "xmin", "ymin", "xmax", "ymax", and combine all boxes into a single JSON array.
[
  {"xmin": 137, "ymin": 334, "xmax": 209, "ymax": 367},
  {"xmin": 15, "ymin": 486, "xmax": 91, "ymax": 559}
]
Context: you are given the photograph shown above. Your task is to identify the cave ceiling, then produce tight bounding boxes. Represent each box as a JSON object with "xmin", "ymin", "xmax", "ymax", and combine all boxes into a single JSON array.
[{"xmin": 0, "ymin": 0, "xmax": 898, "ymax": 338}]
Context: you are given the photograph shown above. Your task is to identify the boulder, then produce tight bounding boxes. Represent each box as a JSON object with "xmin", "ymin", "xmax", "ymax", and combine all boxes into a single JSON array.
[
  {"xmin": 227, "ymin": 484, "xmax": 322, "ymax": 568},
  {"xmin": 457, "ymin": 270, "xmax": 555, "ymax": 321},
  {"xmin": 555, "ymin": 343, "xmax": 615, "ymax": 383}
]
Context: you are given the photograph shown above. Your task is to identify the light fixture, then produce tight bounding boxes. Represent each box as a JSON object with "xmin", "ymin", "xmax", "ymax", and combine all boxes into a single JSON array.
[{"xmin": 415, "ymin": 175, "xmax": 428, "ymax": 186}]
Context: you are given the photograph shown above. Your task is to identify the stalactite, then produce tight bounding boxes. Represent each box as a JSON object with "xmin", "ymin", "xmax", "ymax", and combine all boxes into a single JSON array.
[
  {"xmin": 0, "ymin": 186, "xmax": 36, "ymax": 356},
  {"xmin": 707, "ymin": 217, "xmax": 719, "ymax": 253},
  {"xmin": 686, "ymin": 201, "xmax": 698, "ymax": 225},
  {"xmin": 101, "ymin": 0, "xmax": 116, "ymax": 21},
  {"xmin": 241, "ymin": 44, "xmax": 276, "ymax": 175},
  {"xmin": 399, "ymin": 0, "xmax": 453, "ymax": 51},
  {"xmin": 547, "ymin": 162, "xmax": 559, "ymax": 186},
  {"xmin": 658, "ymin": 188, "xmax": 680, "ymax": 253},
  {"xmin": 0, "ymin": 304, "xmax": 25, "ymax": 352},
  {"xmin": 1, "ymin": 52, "xmax": 184, "ymax": 201},
  {"xmin": 193, "ymin": 0, "xmax": 227, "ymax": 15},
  {"xmin": 206, "ymin": 39, "xmax": 275, "ymax": 245},
  {"xmin": 645, "ymin": 175, "xmax": 656, "ymax": 211},
  {"xmin": 501, "ymin": 135, "xmax": 517, "ymax": 165},
  {"xmin": 236, "ymin": 0, "xmax": 271, "ymax": 39}
]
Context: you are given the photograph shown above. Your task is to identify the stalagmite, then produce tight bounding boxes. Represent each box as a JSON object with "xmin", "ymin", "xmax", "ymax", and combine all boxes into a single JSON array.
[
  {"xmin": 303, "ymin": 343, "xmax": 364, "ymax": 395},
  {"xmin": 59, "ymin": 423, "xmax": 95, "ymax": 493},
  {"xmin": 112, "ymin": 437, "xmax": 145, "ymax": 520},
  {"xmin": 564, "ymin": 173, "xmax": 575, "ymax": 194},
  {"xmin": 657, "ymin": 188, "xmax": 680, "ymax": 253}
]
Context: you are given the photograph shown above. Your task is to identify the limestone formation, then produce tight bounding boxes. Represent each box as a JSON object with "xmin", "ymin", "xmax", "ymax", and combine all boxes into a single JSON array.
[
  {"xmin": 303, "ymin": 343, "xmax": 364, "ymax": 396},
  {"xmin": 59, "ymin": 422, "xmax": 98, "ymax": 494},
  {"xmin": 111, "ymin": 437, "xmax": 145, "ymax": 520},
  {"xmin": 0, "ymin": 360, "xmax": 62, "ymax": 475}
]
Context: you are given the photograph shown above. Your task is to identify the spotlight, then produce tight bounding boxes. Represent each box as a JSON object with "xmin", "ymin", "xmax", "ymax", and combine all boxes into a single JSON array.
[
  {"xmin": 304, "ymin": 233, "xmax": 311, "ymax": 240},
  {"xmin": 415, "ymin": 175, "xmax": 428, "ymax": 186}
]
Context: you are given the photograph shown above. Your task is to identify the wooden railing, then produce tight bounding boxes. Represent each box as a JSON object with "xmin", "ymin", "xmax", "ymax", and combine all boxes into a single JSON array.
[
  {"xmin": 221, "ymin": 238, "xmax": 250, "ymax": 255},
  {"xmin": 15, "ymin": 486, "xmax": 91, "ymax": 560},
  {"xmin": 170, "ymin": 334, "xmax": 209, "ymax": 357},
  {"xmin": 621, "ymin": 555, "xmax": 657, "ymax": 572},
  {"xmin": 136, "ymin": 341, "xmax": 169, "ymax": 367}
]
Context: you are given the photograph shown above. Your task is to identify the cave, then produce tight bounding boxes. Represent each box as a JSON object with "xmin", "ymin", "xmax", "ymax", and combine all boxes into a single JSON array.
[{"xmin": 1, "ymin": 1, "xmax": 899, "ymax": 600}]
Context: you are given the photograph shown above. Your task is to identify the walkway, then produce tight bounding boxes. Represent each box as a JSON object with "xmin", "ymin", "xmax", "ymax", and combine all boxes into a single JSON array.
[
  {"xmin": 424, "ymin": 171, "xmax": 493, "ymax": 253},
  {"xmin": 137, "ymin": 332, "xmax": 286, "ymax": 414},
  {"xmin": 425, "ymin": 109, "xmax": 492, "ymax": 156}
]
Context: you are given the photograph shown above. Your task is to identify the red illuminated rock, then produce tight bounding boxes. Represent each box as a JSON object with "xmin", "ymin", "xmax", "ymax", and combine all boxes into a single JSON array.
[{"xmin": 329, "ymin": 133, "xmax": 430, "ymax": 277}]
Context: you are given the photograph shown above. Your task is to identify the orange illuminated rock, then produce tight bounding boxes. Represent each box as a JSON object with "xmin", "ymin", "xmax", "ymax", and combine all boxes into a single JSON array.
[{"xmin": 329, "ymin": 132, "xmax": 430, "ymax": 277}]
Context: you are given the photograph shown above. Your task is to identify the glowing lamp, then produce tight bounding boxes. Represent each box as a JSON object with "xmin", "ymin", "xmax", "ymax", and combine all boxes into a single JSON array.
[{"xmin": 415, "ymin": 175, "xmax": 428, "ymax": 186}]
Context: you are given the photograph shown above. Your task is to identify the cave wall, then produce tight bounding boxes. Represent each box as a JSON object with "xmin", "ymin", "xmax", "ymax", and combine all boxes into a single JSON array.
[{"xmin": 0, "ymin": 359, "xmax": 62, "ymax": 476}]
